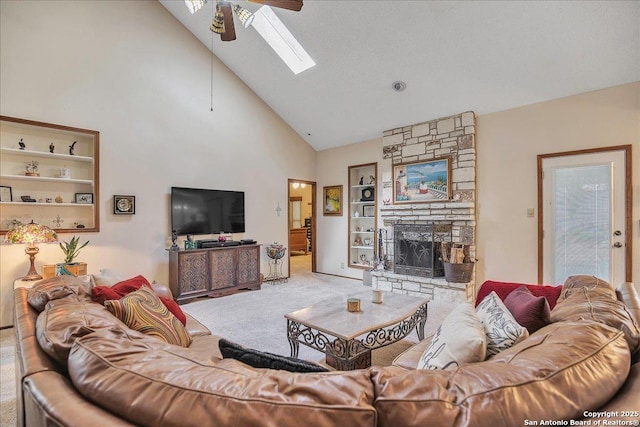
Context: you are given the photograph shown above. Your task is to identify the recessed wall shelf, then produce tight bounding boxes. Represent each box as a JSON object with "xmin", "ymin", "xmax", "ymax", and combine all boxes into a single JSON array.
[
  {"xmin": 0, "ymin": 116, "xmax": 100, "ymax": 234},
  {"xmin": 348, "ymin": 162, "xmax": 377, "ymax": 270}
]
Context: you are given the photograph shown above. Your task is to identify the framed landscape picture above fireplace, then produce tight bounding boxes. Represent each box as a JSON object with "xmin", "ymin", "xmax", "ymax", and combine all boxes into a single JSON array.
[{"xmin": 393, "ymin": 157, "xmax": 451, "ymax": 204}]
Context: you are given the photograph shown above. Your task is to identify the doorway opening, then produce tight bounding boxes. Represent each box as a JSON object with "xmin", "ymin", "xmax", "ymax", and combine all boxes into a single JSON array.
[{"xmin": 287, "ymin": 179, "xmax": 316, "ymax": 277}]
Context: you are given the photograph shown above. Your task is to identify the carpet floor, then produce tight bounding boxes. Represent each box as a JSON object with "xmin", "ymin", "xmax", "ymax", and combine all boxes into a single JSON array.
[{"xmin": 0, "ymin": 264, "xmax": 452, "ymax": 426}]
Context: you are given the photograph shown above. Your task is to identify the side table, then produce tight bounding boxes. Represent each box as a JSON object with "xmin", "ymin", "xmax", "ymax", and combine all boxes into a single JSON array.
[{"xmin": 14, "ymin": 278, "xmax": 38, "ymax": 290}]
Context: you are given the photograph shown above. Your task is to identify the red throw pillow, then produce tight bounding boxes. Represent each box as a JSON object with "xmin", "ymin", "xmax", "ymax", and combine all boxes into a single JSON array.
[
  {"xmin": 91, "ymin": 286, "xmax": 121, "ymax": 305},
  {"xmin": 111, "ymin": 274, "xmax": 152, "ymax": 295},
  {"xmin": 476, "ymin": 280, "xmax": 563, "ymax": 309},
  {"xmin": 91, "ymin": 275, "xmax": 187, "ymax": 326},
  {"xmin": 504, "ymin": 286, "xmax": 551, "ymax": 333}
]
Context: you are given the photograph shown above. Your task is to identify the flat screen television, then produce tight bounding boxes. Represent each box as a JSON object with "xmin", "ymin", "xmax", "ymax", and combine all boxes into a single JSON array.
[{"xmin": 171, "ymin": 187, "xmax": 245, "ymax": 235}]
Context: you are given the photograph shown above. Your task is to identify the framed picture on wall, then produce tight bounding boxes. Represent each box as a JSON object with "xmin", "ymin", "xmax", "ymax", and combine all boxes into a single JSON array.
[
  {"xmin": 0, "ymin": 186, "xmax": 12, "ymax": 202},
  {"xmin": 113, "ymin": 195, "xmax": 135, "ymax": 215},
  {"xmin": 323, "ymin": 185, "xmax": 342, "ymax": 216},
  {"xmin": 75, "ymin": 193, "xmax": 93, "ymax": 204},
  {"xmin": 393, "ymin": 157, "xmax": 451, "ymax": 204}
]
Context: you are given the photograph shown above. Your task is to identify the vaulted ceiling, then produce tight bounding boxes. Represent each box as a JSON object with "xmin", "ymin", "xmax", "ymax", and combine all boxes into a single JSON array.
[{"xmin": 160, "ymin": 1, "xmax": 640, "ymax": 151}]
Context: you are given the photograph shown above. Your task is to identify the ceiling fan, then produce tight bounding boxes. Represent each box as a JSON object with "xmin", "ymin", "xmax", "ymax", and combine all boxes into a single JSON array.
[{"xmin": 185, "ymin": 0, "xmax": 303, "ymax": 42}]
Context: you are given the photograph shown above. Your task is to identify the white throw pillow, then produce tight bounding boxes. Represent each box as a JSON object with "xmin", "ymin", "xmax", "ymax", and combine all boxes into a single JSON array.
[
  {"xmin": 417, "ymin": 301, "xmax": 487, "ymax": 370},
  {"xmin": 476, "ymin": 291, "xmax": 529, "ymax": 358},
  {"xmin": 90, "ymin": 269, "xmax": 123, "ymax": 288}
]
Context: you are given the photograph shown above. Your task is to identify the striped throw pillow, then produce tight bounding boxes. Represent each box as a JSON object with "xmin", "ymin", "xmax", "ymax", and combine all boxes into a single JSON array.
[{"xmin": 105, "ymin": 286, "xmax": 191, "ymax": 347}]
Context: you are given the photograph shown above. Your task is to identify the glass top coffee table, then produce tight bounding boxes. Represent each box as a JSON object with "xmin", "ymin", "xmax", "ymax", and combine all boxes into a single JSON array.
[{"xmin": 285, "ymin": 291, "xmax": 428, "ymax": 370}]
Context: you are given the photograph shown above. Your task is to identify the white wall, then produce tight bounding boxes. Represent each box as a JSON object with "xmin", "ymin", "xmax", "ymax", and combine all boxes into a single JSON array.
[
  {"xmin": 476, "ymin": 82, "xmax": 640, "ymax": 285},
  {"xmin": 0, "ymin": 0, "xmax": 316, "ymax": 327},
  {"xmin": 317, "ymin": 83, "xmax": 639, "ymax": 287},
  {"xmin": 316, "ymin": 138, "xmax": 383, "ymax": 279}
]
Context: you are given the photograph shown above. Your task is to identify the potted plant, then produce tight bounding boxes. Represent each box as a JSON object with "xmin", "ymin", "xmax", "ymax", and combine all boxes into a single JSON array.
[{"xmin": 55, "ymin": 236, "xmax": 89, "ymax": 276}]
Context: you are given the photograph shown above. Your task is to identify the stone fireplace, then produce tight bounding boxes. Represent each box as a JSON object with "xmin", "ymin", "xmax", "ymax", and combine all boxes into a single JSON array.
[{"xmin": 370, "ymin": 111, "xmax": 477, "ymax": 303}]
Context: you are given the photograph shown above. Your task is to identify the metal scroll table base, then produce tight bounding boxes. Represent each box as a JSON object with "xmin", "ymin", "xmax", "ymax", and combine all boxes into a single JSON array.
[
  {"xmin": 264, "ymin": 258, "xmax": 287, "ymax": 284},
  {"xmin": 287, "ymin": 303, "xmax": 428, "ymax": 370}
]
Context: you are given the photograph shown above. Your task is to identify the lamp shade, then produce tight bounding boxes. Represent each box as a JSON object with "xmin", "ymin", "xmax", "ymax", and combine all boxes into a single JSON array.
[
  {"xmin": 7, "ymin": 221, "xmax": 58, "ymax": 281},
  {"xmin": 6, "ymin": 221, "xmax": 58, "ymax": 245}
]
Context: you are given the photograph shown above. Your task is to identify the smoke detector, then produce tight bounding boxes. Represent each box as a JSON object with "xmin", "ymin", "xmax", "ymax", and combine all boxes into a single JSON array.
[{"xmin": 392, "ymin": 81, "xmax": 407, "ymax": 92}]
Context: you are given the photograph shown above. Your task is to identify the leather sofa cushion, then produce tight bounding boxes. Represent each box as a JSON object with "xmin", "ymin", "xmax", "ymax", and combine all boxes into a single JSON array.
[
  {"xmin": 392, "ymin": 336, "xmax": 433, "ymax": 370},
  {"xmin": 27, "ymin": 276, "xmax": 92, "ymax": 312},
  {"xmin": 372, "ymin": 321, "xmax": 630, "ymax": 427},
  {"xmin": 68, "ymin": 328, "xmax": 377, "ymax": 427},
  {"xmin": 36, "ymin": 294, "xmax": 128, "ymax": 365},
  {"xmin": 615, "ymin": 282, "xmax": 640, "ymax": 327},
  {"xmin": 551, "ymin": 285, "xmax": 640, "ymax": 357},
  {"xmin": 184, "ymin": 313, "xmax": 212, "ymax": 338},
  {"xmin": 559, "ymin": 275, "xmax": 617, "ymax": 302}
]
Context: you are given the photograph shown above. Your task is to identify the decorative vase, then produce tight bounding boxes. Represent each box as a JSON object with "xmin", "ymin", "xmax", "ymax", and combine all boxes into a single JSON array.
[{"xmin": 266, "ymin": 243, "xmax": 286, "ymax": 260}]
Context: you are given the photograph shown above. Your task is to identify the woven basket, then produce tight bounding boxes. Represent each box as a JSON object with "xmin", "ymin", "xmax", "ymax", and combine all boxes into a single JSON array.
[{"xmin": 443, "ymin": 261, "xmax": 474, "ymax": 283}]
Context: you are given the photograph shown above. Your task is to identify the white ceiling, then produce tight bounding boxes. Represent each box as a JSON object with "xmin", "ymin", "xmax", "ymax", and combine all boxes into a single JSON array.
[{"xmin": 160, "ymin": 0, "xmax": 640, "ymax": 151}]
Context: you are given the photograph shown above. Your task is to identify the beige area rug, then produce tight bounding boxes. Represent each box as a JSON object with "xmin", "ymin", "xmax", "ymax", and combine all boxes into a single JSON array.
[
  {"xmin": 0, "ymin": 269, "xmax": 452, "ymax": 427},
  {"xmin": 181, "ymin": 269, "xmax": 452, "ymax": 366}
]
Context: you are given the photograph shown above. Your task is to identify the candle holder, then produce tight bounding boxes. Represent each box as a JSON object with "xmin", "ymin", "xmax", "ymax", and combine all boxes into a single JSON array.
[{"xmin": 347, "ymin": 298, "xmax": 361, "ymax": 312}]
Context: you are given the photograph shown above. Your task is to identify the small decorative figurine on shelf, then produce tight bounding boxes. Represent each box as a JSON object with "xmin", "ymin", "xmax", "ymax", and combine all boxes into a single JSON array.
[
  {"xmin": 49, "ymin": 143, "xmax": 55, "ymax": 153},
  {"xmin": 25, "ymin": 161, "xmax": 39, "ymax": 176},
  {"xmin": 359, "ymin": 176, "xmax": 364, "ymax": 185},
  {"xmin": 18, "ymin": 138, "xmax": 25, "ymax": 150},
  {"xmin": 369, "ymin": 175, "xmax": 375, "ymax": 184},
  {"xmin": 170, "ymin": 229, "xmax": 179, "ymax": 251},
  {"xmin": 55, "ymin": 194, "xmax": 63, "ymax": 203},
  {"xmin": 69, "ymin": 141, "xmax": 77, "ymax": 155}
]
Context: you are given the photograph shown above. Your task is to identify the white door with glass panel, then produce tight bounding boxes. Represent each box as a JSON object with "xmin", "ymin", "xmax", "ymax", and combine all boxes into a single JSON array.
[{"xmin": 541, "ymin": 150, "xmax": 626, "ymax": 285}]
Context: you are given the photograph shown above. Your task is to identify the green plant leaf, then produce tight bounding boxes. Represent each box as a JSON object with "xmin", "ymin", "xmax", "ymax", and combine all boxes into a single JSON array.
[{"xmin": 59, "ymin": 236, "xmax": 89, "ymax": 263}]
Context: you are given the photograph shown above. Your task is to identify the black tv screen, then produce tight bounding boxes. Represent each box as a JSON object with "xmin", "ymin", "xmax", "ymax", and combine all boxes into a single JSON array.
[{"xmin": 171, "ymin": 187, "xmax": 245, "ymax": 235}]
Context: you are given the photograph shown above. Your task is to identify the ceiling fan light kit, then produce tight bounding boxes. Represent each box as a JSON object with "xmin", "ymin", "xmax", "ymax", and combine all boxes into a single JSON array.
[
  {"xmin": 185, "ymin": 0, "xmax": 207, "ymax": 14},
  {"xmin": 233, "ymin": 4, "xmax": 255, "ymax": 28},
  {"xmin": 210, "ymin": 4, "xmax": 226, "ymax": 34}
]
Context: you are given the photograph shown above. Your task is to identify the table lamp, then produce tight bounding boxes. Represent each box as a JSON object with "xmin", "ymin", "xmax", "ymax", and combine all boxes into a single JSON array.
[{"xmin": 6, "ymin": 221, "xmax": 58, "ymax": 281}]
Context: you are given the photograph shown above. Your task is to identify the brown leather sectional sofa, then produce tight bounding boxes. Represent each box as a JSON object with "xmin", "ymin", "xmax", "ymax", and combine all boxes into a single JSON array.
[{"xmin": 13, "ymin": 275, "xmax": 640, "ymax": 427}]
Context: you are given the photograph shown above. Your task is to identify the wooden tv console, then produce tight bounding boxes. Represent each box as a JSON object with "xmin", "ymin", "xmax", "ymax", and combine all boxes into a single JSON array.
[{"xmin": 169, "ymin": 244, "xmax": 261, "ymax": 303}]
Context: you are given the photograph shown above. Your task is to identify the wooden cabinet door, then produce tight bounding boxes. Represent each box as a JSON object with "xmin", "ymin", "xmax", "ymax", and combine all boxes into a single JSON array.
[
  {"xmin": 209, "ymin": 248, "xmax": 236, "ymax": 290},
  {"xmin": 177, "ymin": 251, "xmax": 209, "ymax": 297},
  {"xmin": 237, "ymin": 245, "xmax": 260, "ymax": 287}
]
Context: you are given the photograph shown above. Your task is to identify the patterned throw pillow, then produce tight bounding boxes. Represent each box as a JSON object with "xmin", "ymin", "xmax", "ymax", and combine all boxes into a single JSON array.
[
  {"xmin": 476, "ymin": 291, "xmax": 529, "ymax": 358},
  {"xmin": 104, "ymin": 286, "xmax": 191, "ymax": 347},
  {"xmin": 92, "ymin": 275, "xmax": 187, "ymax": 325},
  {"xmin": 417, "ymin": 302, "xmax": 486, "ymax": 370}
]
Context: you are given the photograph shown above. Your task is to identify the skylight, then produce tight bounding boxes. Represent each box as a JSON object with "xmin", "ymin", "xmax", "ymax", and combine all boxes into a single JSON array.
[{"xmin": 251, "ymin": 6, "xmax": 315, "ymax": 75}]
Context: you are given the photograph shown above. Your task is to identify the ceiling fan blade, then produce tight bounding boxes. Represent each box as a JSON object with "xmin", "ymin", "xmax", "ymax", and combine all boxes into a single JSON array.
[
  {"xmin": 219, "ymin": 2, "xmax": 236, "ymax": 41},
  {"xmin": 248, "ymin": 0, "xmax": 303, "ymax": 12}
]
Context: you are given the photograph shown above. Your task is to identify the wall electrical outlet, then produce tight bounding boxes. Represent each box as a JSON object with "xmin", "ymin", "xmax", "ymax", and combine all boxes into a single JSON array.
[
  {"xmin": 527, "ymin": 208, "xmax": 535, "ymax": 218},
  {"xmin": 340, "ymin": 262, "xmax": 345, "ymax": 269}
]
